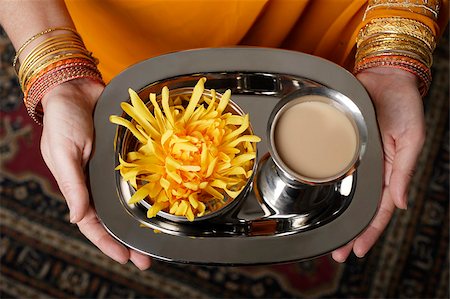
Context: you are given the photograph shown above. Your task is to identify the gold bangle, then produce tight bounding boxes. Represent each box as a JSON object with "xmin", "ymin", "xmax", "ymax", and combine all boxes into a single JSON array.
[
  {"xmin": 356, "ymin": 35, "xmax": 433, "ymax": 66},
  {"xmin": 12, "ymin": 27, "xmax": 80, "ymax": 70},
  {"xmin": 356, "ymin": 41, "xmax": 432, "ymax": 67},
  {"xmin": 21, "ymin": 51, "xmax": 96, "ymax": 89},
  {"xmin": 357, "ymin": 33, "xmax": 433, "ymax": 59},
  {"xmin": 356, "ymin": 48, "xmax": 430, "ymax": 66},
  {"xmin": 358, "ymin": 32, "xmax": 433, "ymax": 51},
  {"xmin": 18, "ymin": 34, "xmax": 95, "ymax": 89},
  {"xmin": 19, "ymin": 42, "xmax": 92, "ymax": 80},
  {"xmin": 356, "ymin": 30, "xmax": 433, "ymax": 66},
  {"xmin": 16, "ymin": 33, "xmax": 84, "ymax": 74},
  {"xmin": 19, "ymin": 43, "xmax": 88, "ymax": 82},
  {"xmin": 20, "ymin": 48, "xmax": 91, "ymax": 87},
  {"xmin": 20, "ymin": 50, "xmax": 97, "ymax": 90},
  {"xmin": 21, "ymin": 35, "xmax": 84, "ymax": 63}
]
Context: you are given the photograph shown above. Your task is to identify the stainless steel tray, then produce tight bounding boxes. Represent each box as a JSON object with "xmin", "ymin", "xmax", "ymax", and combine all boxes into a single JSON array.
[{"xmin": 90, "ymin": 47, "xmax": 383, "ymax": 265}]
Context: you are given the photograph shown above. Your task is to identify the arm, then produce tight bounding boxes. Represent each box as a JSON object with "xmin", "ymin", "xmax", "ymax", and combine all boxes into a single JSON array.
[
  {"xmin": 0, "ymin": 0, "xmax": 151, "ymax": 270},
  {"xmin": 1, "ymin": 0, "xmax": 75, "ymax": 61},
  {"xmin": 330, "ymin": 0, "xmax": 443, "ymax": 262}
]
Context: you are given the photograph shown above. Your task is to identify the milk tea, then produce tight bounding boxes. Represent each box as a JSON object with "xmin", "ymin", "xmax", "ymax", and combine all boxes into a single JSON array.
[{"xmin": 274, "ymin": 96, "xmax": 358, "ymax": 180}]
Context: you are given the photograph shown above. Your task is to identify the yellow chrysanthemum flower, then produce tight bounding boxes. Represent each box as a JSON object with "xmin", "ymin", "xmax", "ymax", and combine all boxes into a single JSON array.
[{"xmin": 110, "ymin": 78, "xmax": 260, "ymax": 221}]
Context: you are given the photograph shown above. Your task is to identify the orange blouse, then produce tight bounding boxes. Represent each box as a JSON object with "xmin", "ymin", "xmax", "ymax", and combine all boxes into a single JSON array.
[{"xmin": 64, "ymin": 0, "xmax": 448, "ymax": 82}]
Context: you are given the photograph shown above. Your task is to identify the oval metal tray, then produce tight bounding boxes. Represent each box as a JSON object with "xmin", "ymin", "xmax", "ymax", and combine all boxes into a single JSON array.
[{"xmin": 90, "ymin": 48, "xmax": 383, "ymax": 265}]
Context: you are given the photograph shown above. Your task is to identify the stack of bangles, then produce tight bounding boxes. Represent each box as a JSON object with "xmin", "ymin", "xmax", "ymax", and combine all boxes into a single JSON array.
[
  {"xmin": 13, "ymin": 27, "xmax": 104, "ymax": 124},
  {"xmin": 354, "ymin": 0, "xmax": 440, "ymax": 96}
]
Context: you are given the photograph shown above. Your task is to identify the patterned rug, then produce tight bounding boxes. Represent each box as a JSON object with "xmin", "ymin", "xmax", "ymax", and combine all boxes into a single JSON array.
[{"xmin": 1, "ymin": 27, "xmax": 448, "ymax": 299}]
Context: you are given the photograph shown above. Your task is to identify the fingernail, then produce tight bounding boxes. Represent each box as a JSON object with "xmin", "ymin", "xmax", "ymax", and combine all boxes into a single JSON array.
[
  {"xmin": 113, "ymin": 256, "xmax": 128, "ymax": 265},
  {"xmin": 66, "ymin": 201, "xmax": 76, "ymax": 223},
  {"xmin": 136, "ymin": 263, "xmax": 150, "ymax": 271},
  {"xmin": 332, "ymin": 253, "xmax": 346, "ymax": 263},
  {"xmin": 354, "ymin": 249, "xmax": 366, "ymax": 258},
  {"xmin": 402, "ymin": 194, "xmax": 409, "ymax": 210},
  {"xmin": 69, "ymin": 211, "xmax": 77, "ymax": 223},
  {"xmin": 400, "ymin": 200, "xmax": 408, "ymax": 210},
  {"xmin": 119, "ymin": 259, "xmax": 128, "ymax": 265}
]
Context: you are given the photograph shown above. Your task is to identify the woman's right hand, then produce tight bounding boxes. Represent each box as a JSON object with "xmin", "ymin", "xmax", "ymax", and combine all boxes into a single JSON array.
[
  {"xmin": 331, "ymin": 67, "xmax": 425, "ymax": 262},
  {"xmin": 40, "ymin": 78, "xmax": 152, "ymax": 270}
]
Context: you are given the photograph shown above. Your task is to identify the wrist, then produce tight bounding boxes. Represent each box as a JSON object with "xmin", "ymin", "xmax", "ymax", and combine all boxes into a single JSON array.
[
  {"xmin": 41, "ymin": 78, "xmax": 104, "ymax": 113},
  {"xmin": 357, "ymin": 66, "xmax": 420, "ymax": 93},
  {"xmin": 356, "ymin": 67, "xmax": 422, "ymax": 105},
  {"xmin": 358, "ymin": 66, "xmax": 419, "ymax": 83}
]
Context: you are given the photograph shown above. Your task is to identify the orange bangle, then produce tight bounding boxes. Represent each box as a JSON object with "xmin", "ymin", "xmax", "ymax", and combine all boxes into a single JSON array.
[
  {"xmin": 25, "ymin": 65, "xmax": 103, "ymax": 124},
  {"xmin": 23, "ymin": 58, "xmax": 92, "ymax": 97},
  {"xmin": 24, "ymin": 63, "xmax": 95, "ymax": 108},
  {"xmin": 354, "ymin": 55, "xmax": 432, "ymax": 96}
]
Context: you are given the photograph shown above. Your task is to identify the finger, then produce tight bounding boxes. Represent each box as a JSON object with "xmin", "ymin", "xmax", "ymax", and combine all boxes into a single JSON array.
[
  {"xmin": 50, "ymin": 146, "xmax": 90, "ymax": 223},
  {"xmin": 389, "ymin": 136, "xmax": 423, "ymax": 209},
  {"xmin": 353, "ymin": 191, "xmax": 396, "ymax": 257},
  {"xmin": 130, "ymin": 250, "xmax": 152, "ymax": 270},
  {"xmin": 380, "ymin": 136, "xmax": 395, "ymax": 187},
  {"xmin": 78, "ymin": 207, "xmax": 130, "ymax": 264},
  {"xmin": 331, "ymin": 240, "xmax": 355, "ymax": 263},
  {"xmin": 384, "ymin": 161, "xmax": 393, "ymax": 187}
]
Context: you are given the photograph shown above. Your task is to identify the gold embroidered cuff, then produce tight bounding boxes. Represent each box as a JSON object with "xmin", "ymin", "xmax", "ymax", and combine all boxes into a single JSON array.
[
  {"xmin": 365, "ymin": 0, "xmax": 440, "ymax": 20},
  {"xmin": 357, "ymin": 17, "xmax": 436, "ymax": 51}
]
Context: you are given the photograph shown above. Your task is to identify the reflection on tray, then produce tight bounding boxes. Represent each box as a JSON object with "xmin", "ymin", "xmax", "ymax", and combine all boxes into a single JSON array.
[
  {"xmin": 113, "ymin": 72, "xmax": 358, "ymax": 238},
  {"xmin": 136, "ymin": 72, "xmax": 321, "ymax": 99}
]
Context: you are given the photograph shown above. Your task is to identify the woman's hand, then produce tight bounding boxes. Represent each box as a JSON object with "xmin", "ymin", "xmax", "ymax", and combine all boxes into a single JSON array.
[
  {"xmin": 40, "ymin": 79, "xmax": 152, "ymax": 270},
  {"xmin": 332, "ymin": 67, "xmax": 426, "ymax": 262}
]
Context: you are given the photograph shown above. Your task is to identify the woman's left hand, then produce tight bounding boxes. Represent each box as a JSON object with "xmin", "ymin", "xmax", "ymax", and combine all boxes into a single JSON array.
[
  {"xmin": 40, "ymin": 79, "xmax": 152, "ymax": 270},
  {"xmin": 331, "ymin": 67, "xmax": 426, "ymax": 262}
]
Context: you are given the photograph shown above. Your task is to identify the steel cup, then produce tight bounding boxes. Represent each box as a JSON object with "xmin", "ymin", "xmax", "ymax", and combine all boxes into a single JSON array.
[{"xmin": 256, "ymin": 86, "xmax": 368, "ymax": 214}]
